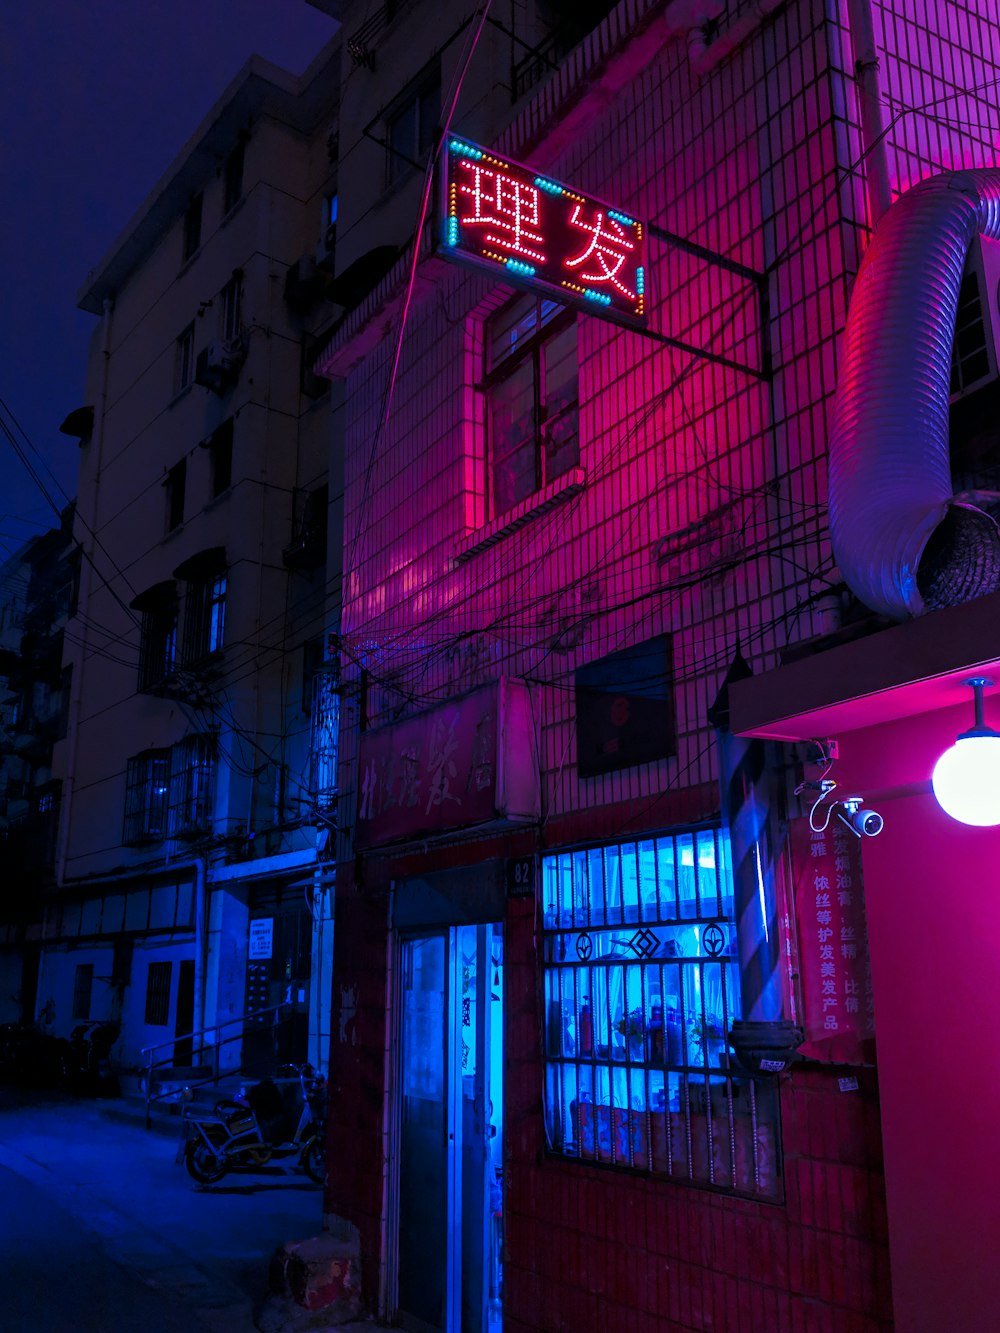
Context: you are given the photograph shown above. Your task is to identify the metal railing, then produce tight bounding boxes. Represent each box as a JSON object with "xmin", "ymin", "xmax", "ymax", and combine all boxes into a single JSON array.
[{"xmin": 140, "ymin": 1002, "xmax": 289, "ymax": 1128}]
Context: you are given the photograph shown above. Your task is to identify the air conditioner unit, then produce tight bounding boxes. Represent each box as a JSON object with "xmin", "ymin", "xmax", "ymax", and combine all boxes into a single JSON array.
[
  {"xmin": 195, "ymin": 339, "xmax": 242, "ymax": 394},
  {"xmin": 950, "ymin": 236, "xmax": 1000, "ymax": 402}
]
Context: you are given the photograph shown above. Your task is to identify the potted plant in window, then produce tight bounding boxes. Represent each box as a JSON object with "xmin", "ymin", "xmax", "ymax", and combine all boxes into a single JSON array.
[
  {"xmin": 615, "ymin": 1007, "xmax": 646, "ymax": 1061},
  {"xmin": 688, "ymin": 1012, "xmax": 727, "ymax": 1067}
]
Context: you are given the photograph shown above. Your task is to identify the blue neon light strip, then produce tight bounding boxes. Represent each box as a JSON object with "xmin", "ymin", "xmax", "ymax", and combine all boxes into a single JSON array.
[
  {"xmin": 636, "ymin": 266, "xmax": 645, "ymax": 295},
  {"xmin": 447, "ymin": 218, "xmax": 459, "ymax": 246},
  {"xmin": 450, "ymin": 139, "xmax": 484, "ymax": 160},
  {"xmin": 582, "ymin": 289, "xmax": 613, "ymax": 306},
  {"xmin": 607, "ymin": 209, "xmax": 636, "ymax": 227},
  {"xmin": 533, "ymin": 176, "xmax": 565, "ymax": 196},
  {"xmin": 505, "ymin": 258, "xmax": 537, "ymax": 277}
]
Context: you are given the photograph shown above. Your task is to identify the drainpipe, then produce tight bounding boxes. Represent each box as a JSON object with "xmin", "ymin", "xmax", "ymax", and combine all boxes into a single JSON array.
[
  {"xmin": 190, "ymin": 856, "xmax": 207, "ymax": 1061},
  {"xmin": 709, "ymin": 652, "xmax": 802, "ymax": 1074},
  {"xmin": 845, "ymin": 0, "xmax": 892, "ymax": 225}
]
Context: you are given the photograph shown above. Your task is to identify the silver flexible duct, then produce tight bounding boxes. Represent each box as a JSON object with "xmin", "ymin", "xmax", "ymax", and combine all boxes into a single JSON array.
[{"xmin": 828, "ymin": 169, "xmax": 1000, "ymax": 618}]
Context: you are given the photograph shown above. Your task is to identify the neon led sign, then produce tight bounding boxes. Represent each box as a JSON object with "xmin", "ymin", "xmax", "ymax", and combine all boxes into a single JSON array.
[{"xmin": 440, "ymin": 136, "xmax": 647, "ymax": 329}]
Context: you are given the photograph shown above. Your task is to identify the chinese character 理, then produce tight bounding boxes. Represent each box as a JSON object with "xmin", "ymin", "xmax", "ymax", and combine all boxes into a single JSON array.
[{"xmin": 458, "ymin": 162, "xmax": 546, "ymax": 262}]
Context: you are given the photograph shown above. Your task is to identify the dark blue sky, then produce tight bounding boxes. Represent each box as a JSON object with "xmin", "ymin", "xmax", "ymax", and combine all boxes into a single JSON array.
[{"xmin": 1, "ymin": 1, "xmax": 337, "ymax": 556}]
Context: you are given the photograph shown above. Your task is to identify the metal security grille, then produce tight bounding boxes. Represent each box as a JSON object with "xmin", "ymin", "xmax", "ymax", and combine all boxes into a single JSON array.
[
  {"xmin": 144, "ymin": 961, "xmax": 172, "ymax": 1026},
  {"xmin": 123, "ymin": 750, "xmax": 171, "ymax": 844},
  {"xmin": 168, "ymin": 734, "xmax": 216, "ymax": 838},
  {"xmin": 541, "ymin": 827, "xmax": 781, "ymax": 1201}
]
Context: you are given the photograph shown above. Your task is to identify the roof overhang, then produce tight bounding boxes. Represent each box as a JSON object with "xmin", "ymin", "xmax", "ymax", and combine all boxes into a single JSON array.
[{"xmin": 729, "ymin": 589, "xmax": 1000, "ymax": 741}]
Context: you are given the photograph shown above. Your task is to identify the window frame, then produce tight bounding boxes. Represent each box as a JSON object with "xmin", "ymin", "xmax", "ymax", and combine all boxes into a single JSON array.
[
  {"xmin": 168, "ymin": 733, "xmax": 217, "ymax": 838},
  {"xmin": 385, "ymin": 66, "xmax": 441, "ymax": 186},
  {"xmin": 481, "ymin": 293, "xmax": 579, "ymax": 519},
  {"xmin": 220, "ymin": 273, "xmax": 243, "ymax": 344},
  {"xmin": 134, "ymin": 583, "xmax": 178, "ymax": 692},
  {"xmin": 165, "ymin": 458, "xmax": 186, "ymax": 532},
  {"xmin": 540, "ymin": 826, "xmax": 782, "ymax": 1201},
  {"xmin": 209, "ymin": 419, "xmax": 233, "ymax": 498},
  {"xmin": 123, "ymin": 749, "xmax": 172, "ymax": 845},
  {"xmin": 176, "ymin": 324, "xmax": 195, "ymax": 393},
  {"xmin": 144, "ymin": 960, "xmax": 172, "ymax": 1026},
  {"xmin": 223, "ymin": 140, "xmax": 245, "ymax": 215},
  {"xmin": 182, "ymin": 569, "xmax": 227, "ymax": 663},
  {"xmin": 182, "ymin": 192, "xmax": 203, "ymax": 262},
  {"xmin": 72, "ymin": 963, "xmax": 94, "ymax": 1021}
]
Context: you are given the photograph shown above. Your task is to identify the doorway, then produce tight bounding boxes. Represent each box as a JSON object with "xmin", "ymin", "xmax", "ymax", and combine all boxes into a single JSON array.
[{"xmin": 396, "ymin": 923, "xmax": 503, "ymax": 1333}]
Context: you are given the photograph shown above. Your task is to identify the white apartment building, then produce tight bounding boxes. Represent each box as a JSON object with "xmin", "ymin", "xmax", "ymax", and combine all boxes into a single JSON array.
[{"xmin": 39, "ymin": 36, "xmax": 345, "ymax": 1087}]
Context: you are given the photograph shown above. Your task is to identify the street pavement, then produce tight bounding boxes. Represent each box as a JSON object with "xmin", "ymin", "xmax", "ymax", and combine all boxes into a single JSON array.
[{"xmin": 0, "ymin": 1085, "xmax": 328, "ymax": 1332}]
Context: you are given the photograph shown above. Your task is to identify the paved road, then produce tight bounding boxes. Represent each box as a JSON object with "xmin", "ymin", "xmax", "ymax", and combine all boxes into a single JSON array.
[{"xmin": 0, "ymin": 1086, "xmax": 324, "ymax": 1332}]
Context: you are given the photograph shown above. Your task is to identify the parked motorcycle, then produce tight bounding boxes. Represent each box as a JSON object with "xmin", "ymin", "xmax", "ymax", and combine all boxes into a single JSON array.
[{"xmin": 179, "ymin": 1063, "xmax": 326, "ymax": 1185}]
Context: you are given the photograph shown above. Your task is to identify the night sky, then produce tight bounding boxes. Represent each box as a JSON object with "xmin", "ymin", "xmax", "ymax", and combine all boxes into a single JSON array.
[{"xmin": 1, "ymin": 1, "xmax": 337, "ymax": 557}]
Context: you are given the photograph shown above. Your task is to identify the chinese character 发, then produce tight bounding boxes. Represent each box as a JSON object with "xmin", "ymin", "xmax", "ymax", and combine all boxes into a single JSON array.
[
  {"xmin": 359, "ymin": 759, "xmax": 379, "ymax": 820},
  {"xmin": 565, "ymin": 204, "xmax": 637, "ymax": 299},
  {"xmin": 426, "ymin": 713, "xmax": 462, "ymax": 815},
  {"xmin": 458, "ymin": 162, "xmax": 545, "ymax": 262}
]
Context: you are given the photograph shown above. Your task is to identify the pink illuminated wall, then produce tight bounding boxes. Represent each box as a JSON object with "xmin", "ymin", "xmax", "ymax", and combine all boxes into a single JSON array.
[{"xmin": 832, "ymin": 706, "xmax": 1000, "ymax": 1333}]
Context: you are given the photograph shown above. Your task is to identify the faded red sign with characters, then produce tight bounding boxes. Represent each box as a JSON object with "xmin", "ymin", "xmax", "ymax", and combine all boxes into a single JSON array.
[
  {"xmin": 354, "ymin": 680, "xmax": 539, "ymax": 850},
  {"xmin": 789, "ymin": 817, "xmax": 876, "ymax": 1064}
]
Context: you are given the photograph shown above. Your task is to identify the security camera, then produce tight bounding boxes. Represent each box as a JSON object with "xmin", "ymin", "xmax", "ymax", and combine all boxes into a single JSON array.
[{"xmin": 835, "ymin": 796, "xmax": 884, "ymax": 837}]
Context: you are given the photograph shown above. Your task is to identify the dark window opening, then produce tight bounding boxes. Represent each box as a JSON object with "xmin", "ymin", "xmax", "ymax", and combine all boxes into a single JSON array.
[
  {"xmin": 166, "ymin": 459, "xmax": 186, "ymax": 531},
  {"xmin": 386, "ymin": 70, "xmax": 440, "ymax": 185},
  {"xmin": 176, "ymin": 324, "xmax": 195, "ymax": 392},
  {"xmin": 283, "ymin": 484, "xmax": 328, "ymax": 571},
  {"xmin": 169, "ymin": 733, "xmax": 217, "ymax": 838},
  {"xmin": 224, "ymin": 141, "xmax": 245, "ymax": 214},
  {"xmin": 72, "ymin": 963, "xmax": 94, "ymax": 1021},
  {"xmin": 221, "ymin": 274, "xmax": 243, "ymax": 344},
  {"xmin": 182, "ymin": 193, "xmax": 203, "ymax": 261},
  {"xmin": 209, "ymin": 419, "xmax": 233, "ymax": 497},
  {"xmin": 134, "ymin": 583, "xmax": 178, "ymax": 691},
  {"xmin": 145, "ymin": 961, "xmax": 172, "ymax": 1026}
]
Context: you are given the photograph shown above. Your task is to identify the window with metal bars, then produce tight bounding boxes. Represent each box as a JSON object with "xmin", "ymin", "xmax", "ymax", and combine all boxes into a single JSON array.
[
  {"xmin": 123, "ymin": 750, "xmax": 171, "ymax": 844},
  {"xmin": 133, "ymin": 583, "xmax": 178, "ymax": 691},
  {"xmin": 168, "ymin": 733, "xmax": 217, "ymax": 838},
  {"xmin": 182, "ymin": 569, "xmax": 226, "ymax": 662},
  {"xmin": 144, "ymin": 961, "xmax": 172, "ymax": 1026},
  {"xmin": 541, "ymin": 826, "xmax": 782, "ymax": 1200}
]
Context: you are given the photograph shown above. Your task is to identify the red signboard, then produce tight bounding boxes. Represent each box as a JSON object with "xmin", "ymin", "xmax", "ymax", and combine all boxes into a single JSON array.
[
  {"xmin": 354, "ymin": 679, "xmax": 539, "ymax": 850},
  {"xmin": 789, "ymin": 817, "xmax": 876, "ymax": 1064},
  {"xmin": 440, "ymin": 135, "xmax": 647, "ymax": 329}
]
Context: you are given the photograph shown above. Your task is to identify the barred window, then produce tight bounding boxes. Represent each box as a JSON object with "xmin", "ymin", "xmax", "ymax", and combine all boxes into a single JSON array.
[
  {"xmin": 175, "ymin": 549, "xmax": 227, "ymax": 663},
  {"xmin": 542, "ymin": 827, "xmax": 781, "ymax": 1200},
  {"xmin": 123, "ymin": 750, "xmax": 171, "ymax": 844},
  {"xmin": 169, "ymin": 734, "xmax": 216, "ymax": 838},
  {"xmin": 144, "ymin": 961, "xmax": 172, "ymax": 1026},
  {"xmin": 133, "ymin": 582, "xmax": 178, "ymax": 692}
]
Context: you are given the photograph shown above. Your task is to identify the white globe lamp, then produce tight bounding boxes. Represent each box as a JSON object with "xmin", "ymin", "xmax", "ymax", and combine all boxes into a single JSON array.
[{"xmin": 931, "ymin": 677, "xmax": 1000, "ymax": 827}]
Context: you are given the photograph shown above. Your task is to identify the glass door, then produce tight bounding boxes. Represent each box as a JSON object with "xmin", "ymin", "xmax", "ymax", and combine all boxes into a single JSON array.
[{"xmin": 397, "ymin": 924, "xmax": 503, "ymax": 1333}]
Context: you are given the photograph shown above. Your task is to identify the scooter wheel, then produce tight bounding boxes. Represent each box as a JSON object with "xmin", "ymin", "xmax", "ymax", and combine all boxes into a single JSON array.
[
  {"xmin": 185, "ymin": 1141, "xmax": 228, "ymax": 1184},
  {"xmin": 301, "ymin": 1136, "xmax": 325, "ymax": 1184}
]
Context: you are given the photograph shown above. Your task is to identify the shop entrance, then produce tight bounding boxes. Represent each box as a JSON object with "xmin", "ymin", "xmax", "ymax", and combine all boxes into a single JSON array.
[{"xmin": 396, "ymin": 923, "xmax": 503, "ymax": 1333}]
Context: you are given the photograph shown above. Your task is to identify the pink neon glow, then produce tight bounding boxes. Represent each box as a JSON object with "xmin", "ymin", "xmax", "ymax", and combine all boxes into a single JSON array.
[
  {"xmin": 457, "ymin": 162, "xmax": 546, "ymax": 262},
  {"xmin": 564, "ymin": 204, "xmax": 636, "ymax": 299}
]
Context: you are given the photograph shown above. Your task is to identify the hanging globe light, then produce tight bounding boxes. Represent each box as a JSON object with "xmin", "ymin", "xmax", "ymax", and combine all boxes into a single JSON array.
[{"xmin": 931, "ymin": 678, "xmax": 1000, "ymax": 826}]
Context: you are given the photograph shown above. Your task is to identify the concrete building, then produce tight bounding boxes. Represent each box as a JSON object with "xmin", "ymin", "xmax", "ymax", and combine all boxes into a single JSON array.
[
  {"xmin": 40, "ymin": 36, "xmax": 344, "ymax": 1089},
  {"xmin": 310, "ymin": 2, "xmax": 1000, "ymax": 1332},
  {"xmin": 0, "ymin": 509, "xmax": 77, "ymax": 1026}
]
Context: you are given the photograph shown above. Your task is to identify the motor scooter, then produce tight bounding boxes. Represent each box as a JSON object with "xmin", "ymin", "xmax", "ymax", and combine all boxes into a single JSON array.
[{"xmin": 179, "ymin": 1063, "xmax": 326, "ymax": 1185}]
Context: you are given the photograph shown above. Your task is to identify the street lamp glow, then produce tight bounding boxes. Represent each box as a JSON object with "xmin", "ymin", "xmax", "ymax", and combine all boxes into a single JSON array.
[{"xmin": 931, "ymin": 678, "xmax": 1000, "ymax": 827}]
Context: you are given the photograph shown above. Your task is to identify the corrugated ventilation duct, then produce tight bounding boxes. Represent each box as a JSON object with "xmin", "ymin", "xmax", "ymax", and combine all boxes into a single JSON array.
[{"xmin": 828, "ymin": 169, "xmax": 1000, "ymax": 619}]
